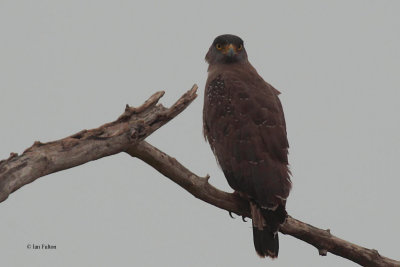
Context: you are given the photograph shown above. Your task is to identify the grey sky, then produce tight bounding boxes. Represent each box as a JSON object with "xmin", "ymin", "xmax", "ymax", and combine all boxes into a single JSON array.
[{"xmin": 0, "ymin": 1, "xmax": 399, "ymax": 266}]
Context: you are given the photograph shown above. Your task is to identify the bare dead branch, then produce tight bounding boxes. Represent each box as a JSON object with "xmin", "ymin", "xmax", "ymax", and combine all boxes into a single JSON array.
[
  {"xmin": 0, "ymin": 86, "xmax": 398, "ymax": 266},
  {"xmin": 0, "ymin": 85, "xmax": 198, "ymax": 203},
  {"xmin": 127, "ymin": 141, "xmax": 400, "ymax": 267}
]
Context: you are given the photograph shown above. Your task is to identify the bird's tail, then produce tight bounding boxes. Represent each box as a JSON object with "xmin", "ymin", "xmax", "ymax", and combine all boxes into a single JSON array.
[{"xmin": 250, "ymin": 202, "xmax": 287, "ymax": 258}]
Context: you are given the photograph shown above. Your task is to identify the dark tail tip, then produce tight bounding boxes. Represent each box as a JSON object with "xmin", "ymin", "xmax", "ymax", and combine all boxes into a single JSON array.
[{"xmin": 253, "ymin": 227, "xmax": 279, "ymax": 258}]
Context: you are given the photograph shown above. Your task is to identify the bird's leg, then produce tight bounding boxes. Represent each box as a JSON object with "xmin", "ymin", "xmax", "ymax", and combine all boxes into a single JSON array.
[
  {"xmin": 227, "ymin": 191, "xmax": 245, "ymax": 219},
  {"xmin": 231, "ymin": 190, "xmax": 251, "ymax": 222}
]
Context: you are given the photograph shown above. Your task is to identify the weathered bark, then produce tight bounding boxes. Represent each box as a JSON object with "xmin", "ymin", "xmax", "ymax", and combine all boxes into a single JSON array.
[
  {"xmin": 0, "ymin": 86, "xmax": 398, "ymax": 266},
  {"xmin": 0, "ymin": 85, "xmax": 198, "ymax": 203},
  {"xmin": 127, "ymin": 141, "xmax": 399, "ymax": 267}
]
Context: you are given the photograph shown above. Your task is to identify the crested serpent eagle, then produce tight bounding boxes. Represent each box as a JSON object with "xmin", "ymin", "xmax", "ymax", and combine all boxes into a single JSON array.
[{"xmin": 203, "ymin": 34, "xmax": 292, "ymax": 258}]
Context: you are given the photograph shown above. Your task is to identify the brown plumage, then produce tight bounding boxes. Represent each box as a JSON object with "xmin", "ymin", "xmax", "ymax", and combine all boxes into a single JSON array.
[{"xmin": 203, "ymin": 34, "xmax": 292, "ymax": 258}]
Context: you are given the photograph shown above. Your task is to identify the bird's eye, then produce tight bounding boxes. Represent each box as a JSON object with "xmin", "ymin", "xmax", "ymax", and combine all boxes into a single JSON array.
[
  {"xmin": 216, "ymin": 43, "xmax": 222, "ymax": 50},
  {"xmin": 238, "ymin": 44, "xmax": 243, "ymax": 50}
]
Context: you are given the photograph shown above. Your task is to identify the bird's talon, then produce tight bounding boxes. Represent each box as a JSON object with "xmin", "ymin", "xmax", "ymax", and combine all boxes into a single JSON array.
[{"xmin": 229, "ymin": 211, "xmax": 235, "ymax": 219}]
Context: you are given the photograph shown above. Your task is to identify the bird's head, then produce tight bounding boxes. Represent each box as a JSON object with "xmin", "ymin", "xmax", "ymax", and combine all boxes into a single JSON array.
[{"xmin": 205, "ymin": 34, "xmax": 248, "ymax": 65}]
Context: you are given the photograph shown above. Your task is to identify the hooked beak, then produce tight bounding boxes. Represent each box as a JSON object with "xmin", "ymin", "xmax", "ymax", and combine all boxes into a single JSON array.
[{"xmin": 223, "ymin": 44, "xmax": 236, "ymax": 57}]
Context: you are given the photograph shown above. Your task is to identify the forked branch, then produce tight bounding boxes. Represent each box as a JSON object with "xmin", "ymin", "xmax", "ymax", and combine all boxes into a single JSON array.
[
  {"xmin": 0, "ymin": 85, "xmax": 198, "ymax": 203},
  {"xmin": 0, "ymin": 86, "xmax": 398, "ymax": 266}
]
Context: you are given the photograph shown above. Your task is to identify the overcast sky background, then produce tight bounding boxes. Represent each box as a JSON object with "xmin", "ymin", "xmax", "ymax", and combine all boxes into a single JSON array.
[{"xmin": 0, "ymin": 1, "xmax": 399, "ymax": 266}]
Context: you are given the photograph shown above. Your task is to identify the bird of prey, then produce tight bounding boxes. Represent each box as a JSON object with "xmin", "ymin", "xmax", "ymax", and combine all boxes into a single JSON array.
[{"xmin": 203, "ymin": 34, "xmax": 292, "ymax": 258}]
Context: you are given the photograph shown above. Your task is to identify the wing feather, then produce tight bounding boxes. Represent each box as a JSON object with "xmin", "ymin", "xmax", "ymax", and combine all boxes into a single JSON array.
[{"xmin": 203, "ymin": 68, "xmax": 291, "ymax": 207}]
